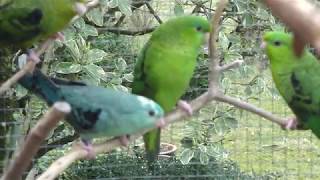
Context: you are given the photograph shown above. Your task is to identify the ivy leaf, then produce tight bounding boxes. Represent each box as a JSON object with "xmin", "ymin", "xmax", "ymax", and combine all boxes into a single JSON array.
[
  {"xmin": 86, "ymin": 8, "xmax": 104, "ymax": 26},
  {"xmin": 81, "ymin": 24, "xmax": 98, "ymax": 38},
  {"xmin": 123, "ymin": 73, "xmax": 134, "ymax": 82},
  {"xmin": 179, "ymin": 148, "xmax": 194, "ymax": 165},
  {"xmin": 109, "ymin": 0, "xmax": 132, "ymax": 16},
  {"xmin": 86, "ymin": 49, "xmax": 108, "ymax": 63},
  {"xmin": 54, "ymin": 62, "xmax": 82, "ymax": 74},
  {"xmin": 199, "ymin": 151, "xmax": 209, "ymax": 165},
  {"xmin": 65, "ymin": 40, "xmax": 81, "ymax": 61},
  {"xmin": 84, "ymin": 64, "xmax": 106, "ymax": 81},
  {"xmin": 174, "ymin": 3, "xmax": 184, "ymax": 16},
  {"xmin": 115, "ymin": 58, "xmax": 127, "ymax": 72}
]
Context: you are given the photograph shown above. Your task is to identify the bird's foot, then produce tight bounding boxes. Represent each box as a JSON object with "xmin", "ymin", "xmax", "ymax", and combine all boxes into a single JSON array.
[
  {"xmin": 81, "ymin": 139, "xmax": 96, "ymax": 159},
  {"xmin": 177, "ymin": 100, "xmax": 193, "ymax": 116},
  {"xmin": 282, "ymin": 117, "xmax": 298, "ymax": 130},
  {"xmin": 155, "ymin": 118, "xmax": 166, "ymax": 128},
  {"xmin": 26, "ymin": 49, "xmax": 41, "ymax": 64},
  {"xmin": 118, "ymin": 135, "xmax": 130, "ymax": 146},
  {"xmin": 75, "ymin": 2, "xmax": 88, "ymax": 16}
]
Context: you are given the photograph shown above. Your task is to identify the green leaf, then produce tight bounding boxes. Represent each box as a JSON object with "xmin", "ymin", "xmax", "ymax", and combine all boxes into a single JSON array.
[
  {"xmin": 54, "ymin": 62, "xmax": 82, "ymax": 74},
  {"xmin": 199, "ymin": 151, "xmax": 209, "ymax": 165},
  {"xmin": 123, "ymin": 73, "xmax": 134, "ymax": 82},
  {"xmin": 222, "ymin": 18, "xmax": 238, "ymax": 34},
  {"xmin": 110, "ymin": 0, "xmax": 132, "ymax": 16},
  {"xmin": 174, "ymin": 3, "xmax": 184, "ymax": 16},
  {"xmin": 65, "ymin": 40, "xmax": 81, "ymax": 61},
  {"xmin": 115, "ymin": 58, "xmax": 127, "ymax": 72},
  {"xmin": 73, "ymin": 18, "xmax": 86, "ymax": 30},
  {"xmin": 86, "ymin": 49, "xmax": 108, "ymax": 63},
  {"xmin": 84, "ymin": 64, "xmax": 106, "ymax": 81},
  {"xmin": 81, "ymin": 74, "xmax": 100, "ymax": 86},
  {"xmin": 81, "ymin": 24, "xmax": 98, "ymax": 38},
  {"xmin": 179, "ymin": 149, "xmax": 194, "ymax": 165},
  {"xmin": 15, "ymin": 84, "xmax": 28, "ymax": 99},
  {"xmin": 86, "ymin": 8, "xmax": 104, "ymax": 26}
]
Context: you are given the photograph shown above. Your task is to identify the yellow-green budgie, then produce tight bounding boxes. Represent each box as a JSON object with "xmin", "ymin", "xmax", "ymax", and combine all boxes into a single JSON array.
[
  {"xmin": 262, "ymin": 31, "xmax": 320, "ymax": 138},
  {"xmin": 132, "ymin": 16, "xmax": 210, "ymax": 162}
]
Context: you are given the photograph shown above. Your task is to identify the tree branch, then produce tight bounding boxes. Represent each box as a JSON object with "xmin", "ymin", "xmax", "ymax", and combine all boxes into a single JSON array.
[
  {"xmin": 0, "ymin": 39, "xmax": 52, "ymax": 97},
  {"xmin": 2, "ymin": 102, "xmax": 71, "ymax": 180},
  {"xmin": 97, "ymin": 27, "xmax": 156, "ymax": 36}
]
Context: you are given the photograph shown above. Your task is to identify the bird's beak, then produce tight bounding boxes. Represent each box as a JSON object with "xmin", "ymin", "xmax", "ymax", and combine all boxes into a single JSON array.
[{"xmin": 155, "ymin": 118, "xmax": 166, "ymax": 128}]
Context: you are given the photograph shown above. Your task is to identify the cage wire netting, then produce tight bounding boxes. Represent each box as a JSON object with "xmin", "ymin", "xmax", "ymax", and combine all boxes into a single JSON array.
[{"xmin": 1, "ymin": 0, "xmax": 320, "ymax": 179}]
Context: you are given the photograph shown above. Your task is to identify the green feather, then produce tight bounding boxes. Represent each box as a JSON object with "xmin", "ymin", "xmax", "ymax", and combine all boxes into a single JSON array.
[
  {"xmin": 263, "ymin": 31, "xmax": 320, "ymax": 138},
  {"xmin": 0, "ymin": 0, "xmax": 84, "ymax": 48},
  {"xmin": 18, "ymin": 69, "xmax": 164, "ymax": 141},
  {"xmin": 132, "ymin": 16, "xmax": 210, "ymax": 162}
]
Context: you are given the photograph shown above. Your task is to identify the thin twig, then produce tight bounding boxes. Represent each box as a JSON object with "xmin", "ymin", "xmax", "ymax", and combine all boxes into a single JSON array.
[
  {"xmin": 0, "ymin": 38, "xmax": 52, "ymax": 97},
  {"xmin": 2, "ymin": 102, "xmax": 71, "ymax": 180}
]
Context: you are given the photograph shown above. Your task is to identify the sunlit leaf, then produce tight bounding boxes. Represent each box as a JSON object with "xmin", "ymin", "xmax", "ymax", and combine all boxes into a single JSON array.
[
  {"xmin": 54, "ymin": 62, "xmax": 82, "ymax": 74},
  {"xmin": 179, "ymin": 149, "xmax": 194, "ymax": 165}
]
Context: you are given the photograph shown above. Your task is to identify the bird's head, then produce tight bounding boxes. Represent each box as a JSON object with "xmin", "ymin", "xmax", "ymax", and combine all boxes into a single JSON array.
[
  {"xmin": 261, "ymin": 31, "xmax": 295, "ymax": 63},
  {"xmin": 155, "ymin": 16, "xmax": 211, "ymax": 47},
  {"xmin": 136, "ymin": 96, "xmax": 165, "ymax": 129}
]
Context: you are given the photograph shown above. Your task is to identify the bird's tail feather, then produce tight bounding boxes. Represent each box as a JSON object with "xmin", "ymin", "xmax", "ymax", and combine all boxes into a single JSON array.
[
  {"xmin": 18, "ymin": 68, "xmax": 59, "ymax": 105},
  {"xmin": 143, "ymin": 128, "xmax": 161, "ymax": 164}
]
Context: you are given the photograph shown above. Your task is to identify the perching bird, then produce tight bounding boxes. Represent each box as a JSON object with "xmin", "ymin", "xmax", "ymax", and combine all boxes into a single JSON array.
[
  {"xmin": 18, "ymin": 68, "xmax": 165, "ymax": 157},
  {"xmin": 0, "ymin": 0, "xmax": 88, "ymax": 62},
  {"xmin": 132, "ymin": 16, "xmax": 210, "ymax": 162},
  {"xmin": 262, "ymin": 31, "xmax": 320, "ymax": 137}
]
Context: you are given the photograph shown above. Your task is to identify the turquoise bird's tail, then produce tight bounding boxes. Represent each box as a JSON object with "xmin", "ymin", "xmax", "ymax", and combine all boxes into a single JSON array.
[{"xmin": 18, "ymin": 69, "xmax": 60, "ymax": 105}]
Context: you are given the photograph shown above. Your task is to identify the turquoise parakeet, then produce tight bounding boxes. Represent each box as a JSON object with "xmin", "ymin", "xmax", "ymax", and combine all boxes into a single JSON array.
[
  {"xmin": 18, "ymin": 69, "xmax": 165, "ymax": 156},
  {"xmin": 132, "ymin": 16, "xmax": 210, "ymax": 161},
  {"xmin": 262, "ymin": 31, "xmax": 320, "ymax": 137},
  {"xmin": 0, "ymin": 0, "xmax": 87, "ymax": 61}
]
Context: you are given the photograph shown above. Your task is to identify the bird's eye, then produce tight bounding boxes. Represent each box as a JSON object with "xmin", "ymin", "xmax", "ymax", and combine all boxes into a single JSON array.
[
  {"xmin": 196, "ymin": 26, "xmax": 202, "ymax": 31},
  {"xmin": 273, "ymin": 41, "xmax": 281, "ymax": 46},
  {"xmin": 148, "ymin": 110, "xmax": 155, "ymax": 116}
]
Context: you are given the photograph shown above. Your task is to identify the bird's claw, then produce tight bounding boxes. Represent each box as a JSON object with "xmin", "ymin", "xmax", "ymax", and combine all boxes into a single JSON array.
[
  {"xmin": 119, "ymin": 135, "xmax": 130, "ymax": 146},
  {"xmin": 81, "ymin": 140, "xmax": 96, "ymax": 159},
  {"xmin": 27, "ymin": 50, "xmax": 41, "ymax": 64},
  {"xmin": 177, "ymin": 100, "xmax": 193, "ymax": 116},
  {"xmin": 282, "ymin": 117, "xmax": 298, "ymax": 130}
]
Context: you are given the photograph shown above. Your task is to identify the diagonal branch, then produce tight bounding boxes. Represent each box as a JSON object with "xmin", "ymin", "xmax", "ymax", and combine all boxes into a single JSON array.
[{"xmin": 2, "ymin": 102, "xmax": 71, "ymax": 180}]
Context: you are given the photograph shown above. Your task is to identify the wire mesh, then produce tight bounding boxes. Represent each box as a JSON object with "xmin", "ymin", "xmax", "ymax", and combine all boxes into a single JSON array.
[{"xmin": 1, "ymin": 0, "xmax": 320, "ymax": 179}]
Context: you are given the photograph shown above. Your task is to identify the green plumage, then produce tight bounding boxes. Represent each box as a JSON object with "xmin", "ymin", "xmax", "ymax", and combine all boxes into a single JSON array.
[
  {"xmin": 18, "ymin": 69, "xmax": 164, "ymax": 141},
  {"xmin": 132, "ymin": 16, "xmax": 210, "ymax": 161},
  {"xmin": 0, "ymin": 0, "xmax": 84, "ymax": 48},
  {"xmin": 263, "ymin": 31, "xmax": 320, "ymax": 137}
]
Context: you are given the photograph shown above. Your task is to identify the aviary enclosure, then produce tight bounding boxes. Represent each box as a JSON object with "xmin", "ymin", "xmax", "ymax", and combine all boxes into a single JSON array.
[{"xmin": 1, "ymin": 0, "xmax": 319, "ymax": 179}]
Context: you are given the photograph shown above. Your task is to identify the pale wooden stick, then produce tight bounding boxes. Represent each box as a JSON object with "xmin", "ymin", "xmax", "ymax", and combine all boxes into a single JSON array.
[{"xmin": 2, "ymin": 102, "xmax": 71, "ymax": 180}]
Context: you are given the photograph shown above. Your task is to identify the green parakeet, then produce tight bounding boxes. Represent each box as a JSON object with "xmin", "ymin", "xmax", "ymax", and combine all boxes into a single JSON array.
[
  {"xmin": 132, "ymin": 16, "xmax": 210, "ymax": 162},
  {"xmin": 18, "ymin": 68, "xmax": 165, "ymax": 156},
  {"xmin": 0, "ymin": 0, "xmax": 87, "ymax": 61},
  {"xmin": 262, "ymin": 31, "xmax": 320, "ymax": 137}
]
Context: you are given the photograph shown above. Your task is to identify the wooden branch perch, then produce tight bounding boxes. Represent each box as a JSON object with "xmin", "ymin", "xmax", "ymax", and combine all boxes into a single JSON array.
[
  {"xmin": 264, "ymin": 0, "xmax": 320, "ymax": 54},
  {"xmin": 2, "ymin": 102, "xmax": 71, "ymax": 180},
  {"xmin": 38, "ymin": 0, "xmax": 289, "ymax": 179}
]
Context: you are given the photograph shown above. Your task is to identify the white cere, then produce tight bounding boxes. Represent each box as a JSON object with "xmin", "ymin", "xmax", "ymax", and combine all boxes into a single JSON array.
[{"xmin": 137, "ymin": 96, "xmax": 157, "ymax": 110}]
